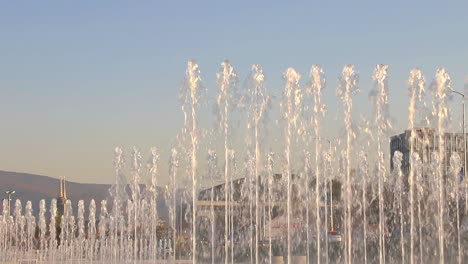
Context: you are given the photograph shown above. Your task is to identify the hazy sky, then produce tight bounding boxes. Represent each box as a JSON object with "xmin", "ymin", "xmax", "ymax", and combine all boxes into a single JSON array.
[{"xmin": 0, "ymin": 1, "xmax": 467, "ymax": 184}]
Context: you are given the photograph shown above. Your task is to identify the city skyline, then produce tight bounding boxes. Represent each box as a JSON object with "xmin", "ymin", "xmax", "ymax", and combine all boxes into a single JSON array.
[{"xmin": 1, "ymin": 1, "xmax": 468, "ymax": 184}]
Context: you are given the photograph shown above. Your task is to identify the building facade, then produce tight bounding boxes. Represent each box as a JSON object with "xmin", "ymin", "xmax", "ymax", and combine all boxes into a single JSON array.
[{"xmin": 390, "ymin": 127, "xmax": 467, "ymax": 179}]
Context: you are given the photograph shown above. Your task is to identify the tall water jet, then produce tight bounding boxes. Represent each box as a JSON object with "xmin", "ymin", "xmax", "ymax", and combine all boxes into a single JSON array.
[
  {"xmin": 408, "ymin": 69, "xmax": 426, "ymax": 264},
  {"xmin": 244, "ymin": 151, "xmax": 255, "ymax": 263},
  {"xmin": 130, "ymin": 146, "xmax": 142, "ymax": 259},
  {"xmin": 168, "ymin": 147, "xmax": 179, "ymax": 261},
  {"xmin": 281, "ymin": 67, "xmax": 302, "ymax": 264},
  {"xmin": 206, "ymin": 149, "xmax": 219, "ymax": 264},
  {"xmin": 1, "ymin": 199, "xmax": 9, "ymax": 259},
  {"xmin": 449, "ymin": 152, "xmax": 462, "ymax": 264},
  {"xmin": 358, "ymin": 151, "xmax": 369, "ymax": 264},
  {"xmin": 428, "ymin": 151, "xmax": 441, "ymax": 259},
  {"xmin": 433, "ymin": 67, "xmax": 451, "ymax": 263},
  {"xmin": 147, "ymin": 146, "xmax": 160, "ymax": 262},
  {"xmin": 14, "ymin": 200, "xmax": 23, "ymax": 255},
  {"xmin": 215, "ymin": 60, "xmax": 238, "ymax": 264},
  {"xmin": 337, "ymin": 65, "xmax": 359, "ymax": 264},
  {"xmin": 49, "ymin": 199, "xmax": 57, "ymax": 261},
  {"xmin": 110, "ymin": 146, "xmax": 127, "ymax": 261},
  {"xmin": 465, "ymin": 76, "xmax": 468, "ymax": 218},
  {"xmin": 411, "ymin": 153, "xmax": 424, "ymax": 264},
  {"xmin": 78, "ymin": 200, "xmax": 85, "ymax": 260},
  {"xmin": 88, "ymin": 199, "xmax": 96, "ymax": 261},
  {"xmin": 99, "ymin": 200, "xmax": 108, "ymax": 261},
  {"xmin": 126, "ymin": 198, "xmax": 134, "ymax": 260},
  {"xmin": 371, "ymin": 64, "xmax": 391, "ymax": 264},
  {"xmin": 25, "ymin": 201, "xmax": 35, "ymax": 254},
  {"xmin": 59, "ymin": 200, "xmax": 68, "ymax": 261},
  {"xmin": 65, "ymin": 200, "xmax": 73, "ymax": 261},
  {"xmin": 392, "ymin": 151, "xmax": 405, "ymax": 263},
  {"xmin": 323, "ymin": 144, "xmax": 334, "ymax": 264},
  {"xmin": 228, "ymin": 149, "xmax": 236, "ymax": 264},
  {"xmin": 303, "ymin": 150, "xmax": 312, "ymax": 263},
  {"xmin": 179, "ymin": 60, "xmax": 203, "ymax": 263},
  {"xmin": 267, "ymin": 151, "xmax": 275, "ymax": 264},
  {"xmin": 38, "ymin": 199, "xmax": 46, "ymax": 256},
  {"xmin": 307, "ymin": 64, "xmax": 326, "ymax": 264},
  {"xmin": 244, "ymin": 64, "xmax": 270, "ymax": 264}
]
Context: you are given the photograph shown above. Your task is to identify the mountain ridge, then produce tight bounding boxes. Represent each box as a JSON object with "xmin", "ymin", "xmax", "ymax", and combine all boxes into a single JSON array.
[{"xmin": 0, "ymin": 170, "xmax": 169, "ymax": 221}]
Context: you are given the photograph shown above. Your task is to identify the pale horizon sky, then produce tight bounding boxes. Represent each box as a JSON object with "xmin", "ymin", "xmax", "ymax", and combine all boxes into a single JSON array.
[{"xmin": 0, "ymin": 1, "xmax": 467, "ymax": 184}]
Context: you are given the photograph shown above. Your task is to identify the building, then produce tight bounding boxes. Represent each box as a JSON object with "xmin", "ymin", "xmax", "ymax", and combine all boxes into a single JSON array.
[
  {"xmin": 195, "ymin": 174, "xmax": 342, "ymax": 245},
  {"xmin": 57, "ymin": 176, "xmax": 68, "ymax": 215},
  {"xmin": 390, "ymin": 127, "xmax": 467, "ymax": 178}
]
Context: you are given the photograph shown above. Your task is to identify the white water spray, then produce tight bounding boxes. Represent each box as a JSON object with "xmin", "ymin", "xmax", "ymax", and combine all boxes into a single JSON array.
[
  {"xmin": 180, "ymin": 60, "xmax": 203, "ymax": 263},
  {"xmin": 307, "ymin": 64, "xmax": 326, "ymax": 264},
  {"xmin": 337, "ymin": 64, "xmax": 359, "ymax": 264},
  {"xmin": 408, "ymin": 69, "xmax": 426, "ymax": 264},
  {"xmin": 282, "ymin": 67, "xmax": 302, "ymax": 264},
  {"xmin": 215, "ymin": 60, "xmax": 238, "ymax": 264}
]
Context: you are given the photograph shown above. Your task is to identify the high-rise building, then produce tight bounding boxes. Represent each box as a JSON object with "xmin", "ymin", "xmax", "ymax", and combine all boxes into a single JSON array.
[{"xmin": 57, "ymin": 176, "xmax": 68, "ymax": 215}]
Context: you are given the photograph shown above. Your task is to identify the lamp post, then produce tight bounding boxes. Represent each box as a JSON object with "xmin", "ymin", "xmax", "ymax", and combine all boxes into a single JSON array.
[
  {"xmin": 450, "ymin": 88, "xmax": 466, "ymax": 203},
  {"xmin": 4, "ymin": 190, "xmax": 15, "ymax": 216},
  {"xmin": 449, "ymin": 88, "xmax": 464, "ymax": 264},
  {"xmin": 450, "ymin": 89, "xmax": 465, "ymax": 172}
]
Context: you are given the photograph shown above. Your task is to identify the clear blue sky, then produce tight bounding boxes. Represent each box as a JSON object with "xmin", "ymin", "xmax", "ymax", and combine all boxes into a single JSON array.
[{"xmin": 0, "ymin": 1, "xmax": 467, "ymax": 184}]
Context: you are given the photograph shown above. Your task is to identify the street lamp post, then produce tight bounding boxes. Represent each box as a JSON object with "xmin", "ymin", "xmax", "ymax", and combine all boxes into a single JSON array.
[
  {"xmin": 4, "ymin": 190, "xmax": 15, "ymax": 216},
  {"xmin": 449, "ymin": 88, "xmax": 464, "ymax": 264},
  {"xmin": 450, "ymin": 89, "xmax": 466, "ymax": 205},
  {"xmin": 450, "ymin": 89, "xmax": 465, "ymax": 174}
]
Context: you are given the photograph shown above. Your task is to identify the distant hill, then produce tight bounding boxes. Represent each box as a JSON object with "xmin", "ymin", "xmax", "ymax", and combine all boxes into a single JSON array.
[{"xmin": 0, "ymin": 171, "xmax": 169, "ymax": 221}]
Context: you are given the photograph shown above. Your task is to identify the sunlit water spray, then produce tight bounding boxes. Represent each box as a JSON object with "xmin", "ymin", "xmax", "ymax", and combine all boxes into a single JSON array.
[
  {"xmin": 306, "ymin": 64, "xmax": 326, "ymax": 263},
  {"xmin": 449, "ymin": 152, "xmax": 462, "ymax": 264},
  {"xmin": 282, "ymin": 67, "xmax": 302, "ymax": 264},
  {"xmin": 215, "ymin": 60, "xmax": 238, "ymax": 264},
  {"xmin": 1, "ymin": 62, "xmax": 468, "ymax": 264},
  {"xmin": 433, "ymin": 67, "xmax": 451, "ymax": 263},
  {"xmin": 407, "ymin": 69, "xmax": 426, "ymax": 264},
  {"xmin": 180, "ymin": 60, "xmax": 204, "ymax": 264},
  {"xmin": 130, "ymin": 146, "xmax": 142, "ymax": 259},
  {"xmin": 168, "ymin": 147, "xmax": 179, "ymax": 262},
  {"xmin": 392, "ymin": 151, "xmax": 405, "ymax": 263},
  {"xmin": 244, "ymin": 64, "xmax": 269, "ymax": 264},
  {"xmin": 371, "ymin": 64, "xmax": 391, "ymax": 264},
  {"xmin": 337, "ymin": 64, "xmax": 359, "ymax": 264},
  {"xmin": 147, "ymin": 146, "xmax": 160, "ymax": 262}
]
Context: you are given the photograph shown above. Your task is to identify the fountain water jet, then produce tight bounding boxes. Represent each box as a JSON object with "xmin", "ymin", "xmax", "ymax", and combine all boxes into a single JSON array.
[
  {"xmin": 180, "ymin": 60, "xmax": 203, "ymax": 264},
  {"xmin": 282, "ymin": 67, "xmax": 302, "ymax": 264},
  {"xmin": 0, "ymin": 61, "xmax": 467, "ymax": 264},
  {"xmin": 371, "ymin": 64, "xmax": 391, "ymax": 264},
  {"xmin": 433, "ymin": 67, "xmax": 451, "ymax": 263},
  {"xmin": 147, "ymin": 147, "xmax": 160, "ymax": 262},
  {"xmin": 243, "ymin": 64, "xmax": 270, "ymax": 264},
  {"xmin": 307, "ymin": 64, "xmax": 326, "ymax": 264},
  {"xmin": 215, "ymin": 60, "xmax": 239, "ymax": 264},
  {"xmin": 408, "ymin": 69, "xmax": 426, "ymax": 264},
  {"xmin": 337, "ymin": 64, "xmax": 359, "ymax": 264}
]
